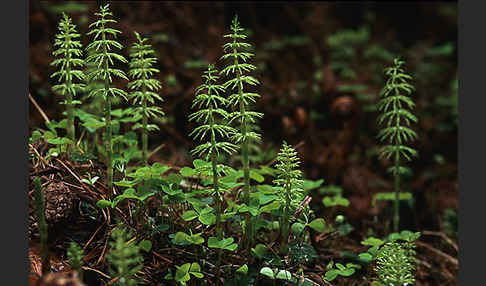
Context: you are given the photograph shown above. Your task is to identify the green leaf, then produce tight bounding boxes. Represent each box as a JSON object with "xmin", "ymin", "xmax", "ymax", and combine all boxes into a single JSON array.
[
  {"xmin": 358, "ymin": 253, "xmax": 373, "ymax": 263},
  {"xmin": 207, "ymin": 237, "xmax": 238, "ymax": 251},
  {"xmin": 199, "ymin": 213, "xmax": 216, "ymax": 225},
  {"xmin": 276, "ymin": 270, "xmax": 292, "ymax": 280},
  {"xmin": 323, "ymin": 195, "xmax": 350, "ymax": 207},
  {"xmin": 249, "ymin": 169, "xmax": 265, "ymax": 183},
  {"xmin": 193, "ymin": 159, "xmax": 210, "ymax": 169},
  {"xmin": 175, "ymin": 263, "xmax": 191, "ymax": 282},
  {"xmin": 151, "ymin": 163, "xmax": 171, "ymax": 176},
  {"xmin": 308, "ymin": 218, "xmax": 326, "ymax": 232},
  {"xmin": 180, "ymin": 167, "xmax": 196, "ymax": 177},
  {"xmin": 361, "ymin": 237, "xmax": 384, "ymax": 247},
  {"xmin": 325, "ymin": 269, "xmax": 339, "ymax": 281},
  {"xmin": 400, "ymin": 230, "xmax": 421, "ymax": 242},
  {"xmin": 186, "ymin": 233, "xmax": 204, "ymax": 245},
  {"xmin": 182, "ymin": 210, "xmax": 198, "ymax": 221},
  {"xmin": 236, "ymin": 264, "xmax": 248, "ymax": 275},
  {"xmin": 257, "ymin": 193, "xmax": 277, "ymax": 205},
  {"xmin": 174, "ymin": 232, "xmax": 188, "ymax": 244},
  {"xmin": 138, "ymin": 240, "xmax": 152, "ymax": 252},
  {"xmin": 96, "ymin": 199, "xmax": 113, "ymax": 209},
  {"xmin": 252, "ymin": 244, "xmax": 267, "ymax": 259},
  {"xmin": 291, "ymin": 223, "xmax": 306, "ymax": 235},
  {"xmin": 47, "ymin": 137, "xmax": 73, "ymax": 145},
  {"xmin": 165, "ymin": 173, "xmax": 182, "ymax": 184},
  {"xmin": 114, "ymin": 179, "xmax": 138, "ymax": 187},
  {"xmin": 259, "ymin": 201, "xmax": 281, "ymax": 213},
  {"xmin": 260, "ymin": 267, "xmax": 275, "ymax": 279},
  {"xmin": 302, "ymin": 179, "xmax": 324, "ymax": 191}
]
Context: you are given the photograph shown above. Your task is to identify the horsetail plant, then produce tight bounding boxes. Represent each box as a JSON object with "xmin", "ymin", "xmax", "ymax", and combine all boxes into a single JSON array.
[
  {"xmin": 377, "ymin": 57, "xmax": 418, "ymax": 232},
  {"xmin": 373, "ymin": 241, "xmax": 417, "ymax": 286},
  {"xmin": 33, "ymin": 177, "xmax": 50, "ymax": 274},
  {"xmin": 220, "ymin": 15, "xmax": 263, "ymax": 250},
  {"xmin": 273, "ymin": 141, "xmax": 304, "ymax": 255},
  {"xmin": 128, "ymin": 31, "xmax": 164, "ymax": 166},
  {"xmin": 106, "ymin": 226, "xmax": 144, "ymax": 286},
  {"xmin": 189, "ymin": 64, "xmax": 236, "ymax": 239},
  {"xmin": 189, "ymin": 64, "xmax": 237, "ymax": 282},
  {"xmin": 67, "ymin": 241, "xmax": 84, "ymax": 281},
  {"xmin": 86, "ymin": 4, "xmax": 129, "ymax": 191},
  {"xmin": 51, "ymin": 12, "xmax": 86, "ymax": 150}
]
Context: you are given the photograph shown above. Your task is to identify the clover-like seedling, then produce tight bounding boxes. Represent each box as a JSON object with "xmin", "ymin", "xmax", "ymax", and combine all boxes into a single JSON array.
[
  {"xmin": 86, "ymin": 4, "xmax": 129, "ymax": 191},
  {"xmin": 128, "ymin": 31, "xmax": 164, "ymax": 166},
  {"xmin": 377, "ymin": 57, "xmax": 418, "ymax": 232},
  {"xmin": 51, "ymin": 12, "xmax": 86, "ymax": 150},
  {"xmin": 220, "ymin": 14, "xmax": 263, "ymax": 251},
  {"xmin": 274, "ymin": 141, "xmax": 305, "ymax": 254}
]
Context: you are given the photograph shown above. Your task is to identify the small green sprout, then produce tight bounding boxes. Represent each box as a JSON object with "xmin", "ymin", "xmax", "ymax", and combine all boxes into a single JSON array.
[{"xmin": 273, "ymin": 141, "xmax": 304, "ymax": 254}]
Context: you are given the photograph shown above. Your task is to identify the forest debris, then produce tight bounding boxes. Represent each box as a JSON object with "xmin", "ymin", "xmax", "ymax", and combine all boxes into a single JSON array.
[
  {"xmin": 416, "ymin": 241, "xmax": 458, "ymax": 267},
  {"xmin": 36, "ymin": 271, "xmax": 85, "ymax": 286}
]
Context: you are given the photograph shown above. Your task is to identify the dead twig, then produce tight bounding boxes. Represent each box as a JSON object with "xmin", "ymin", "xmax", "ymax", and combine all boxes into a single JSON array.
[
  {"xmin": 422, "ymin": 230, "xmax": 458, "ymax": 252},
  {"xmin": 416, "ymin": 241, "xmax": 458, "ymax": 267},
  {"xmin": 29, "ymin": 92, "xmax": 50, "ymax": 124}
]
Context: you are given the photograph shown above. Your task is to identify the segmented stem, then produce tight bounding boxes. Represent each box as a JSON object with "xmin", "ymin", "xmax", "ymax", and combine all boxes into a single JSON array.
[
  {"xmin": 51, "ymin": 13, "xmax": 85, "ymax": 150},
  {"xmin": 220, "ymin": 15, "xmax": 263, "ymax": 252},
  {"xmin": 128, "ymin": 31, "xmax": 164, "ymax": 166},
  {"xmin": 377, "ymin": 58, "xmax": 418, "ymax": 232},
  {"xmin": 33, "ymin": 178, "xmax": 50, "ymax": 274},
  {"xmin": 274, "ymin": 141, "xmax": 304, "ymax": 254},
  {"xmin": 86, "ymin": 4, "xmax": 128, "ymax": 192}
]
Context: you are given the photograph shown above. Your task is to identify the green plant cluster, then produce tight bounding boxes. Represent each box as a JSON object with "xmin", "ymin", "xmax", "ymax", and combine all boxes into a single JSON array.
[{"xmin": 30, "ymin": 5, "xmax": 425, "ymax": 285}]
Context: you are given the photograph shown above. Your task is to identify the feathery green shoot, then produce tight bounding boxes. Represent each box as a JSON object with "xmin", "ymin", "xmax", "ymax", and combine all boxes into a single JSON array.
[
  {"xmin": 33, "ymin": 177, "xmax": 50, "ymax": 274},
  {"xmin": 220, "ymin": 14, "xmax": 263, "ymax": 250},
  {"xmin": 377, "ymin": 58, "xmax": 418, "ymax": 232},
  {"xmin": 107, "ymin": 227, "xmax": 144, "ymax": 286},
  {"xmin": 51, "ymin": 13, "xmax": 86, "ymax": 149},
  {"xmin": 189, "ymin": 65, "xmax": 237, "ymax": 235},
  {"xmin": 274, "ymin": 141, "xmax": 304, "ymax": 254},
  {"xmin": 189, "ymin": 64, "xmax": 237, "ymax": 283},
  {"xmin": 67, "ymin": 241, "xmax": 84, "ymax": 281},
  {"xmin": 128, "ymin": 31, "xmax": 164, "ymax": 166},
  {"xmin": 86, "ymin": 4, "xmax": 128, "ymax": 191},
  {"xmin": 374, "ymin": 242, "xmax": 417, "ymax": 286}
]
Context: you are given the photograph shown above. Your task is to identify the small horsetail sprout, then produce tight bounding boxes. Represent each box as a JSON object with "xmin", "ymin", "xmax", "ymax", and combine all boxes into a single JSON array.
[
  {"xmin": 67, "ymin": 241, "xmax": 84, "ymax": 281},
  {"xmin": 220, "ymin": 14, "xmax": 263, "ymax": 251},
  {"xmin": 128, "ymin": 31, "xmax": 164, "ymax": 166},
  {"xmin": 106, "ymin": 226, "xmax": 144, "ymax": 286},
  {"xmin": 86, "ymin": 4, "xmax": 128, "ymax": 191},
  {"xmin": 374, "ymin": 241, "xmax": 417, "ymax": 286},
  {"xmin": 51, "ymin": 12, "xmax": 86, "ymax": 150},
  {"xmin": 377, "ymin": 57, "xmax": 418, "ymax": 232},
  {"xmin": 273, "ymin": 141, "xmax": 304, "ymax": 255},
  {"xmin": 33, "ymin": 177, "xmax": 50, "ymax": 274}
]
